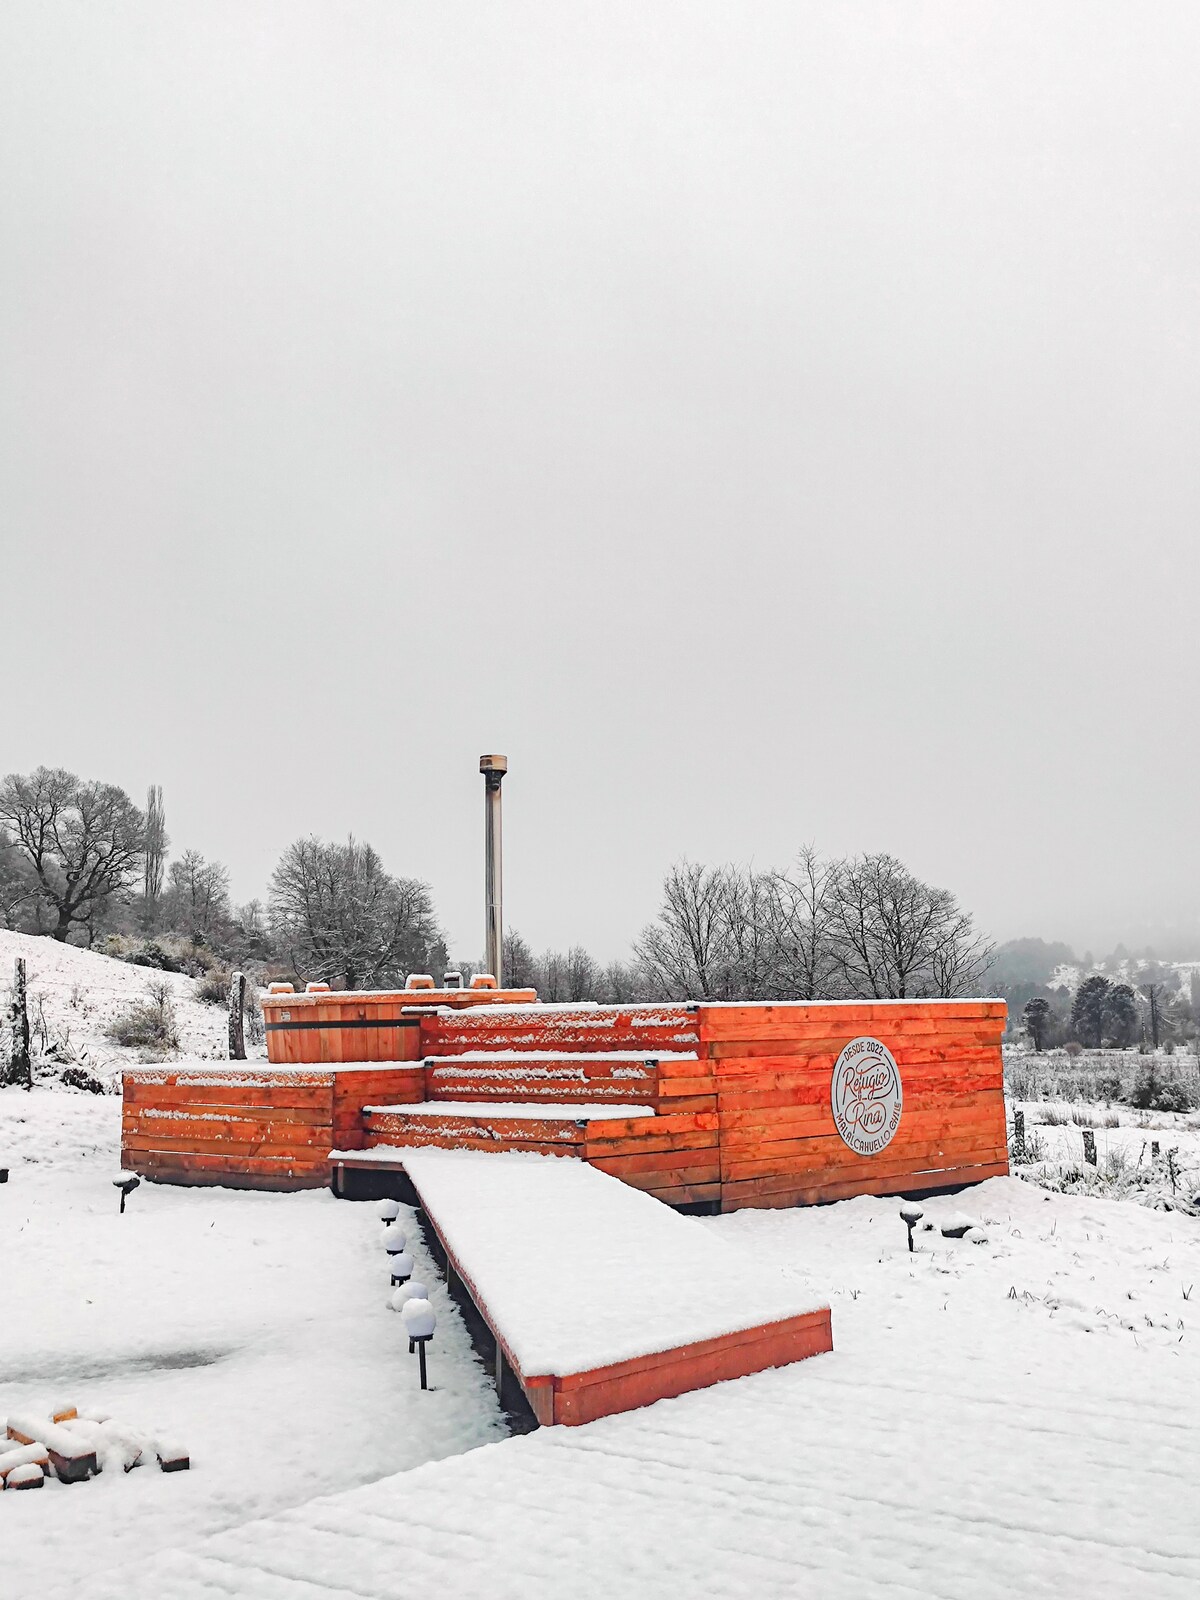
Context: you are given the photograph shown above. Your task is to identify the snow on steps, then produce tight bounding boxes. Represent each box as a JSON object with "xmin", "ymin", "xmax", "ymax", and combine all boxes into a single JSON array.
[
  {"xmin": 363, "ymin": 1101, "xmax": 658, "ymax": 1153},
  {"xmin": 397, "ymin": 1148, "xmax": 831, "ymax": 1424}
]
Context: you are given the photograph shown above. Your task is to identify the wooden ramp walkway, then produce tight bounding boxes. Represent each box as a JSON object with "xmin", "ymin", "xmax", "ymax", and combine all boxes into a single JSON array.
[{"xmin": 397, "ymin": 1149, "xmax": 831, "ymax": 1425}]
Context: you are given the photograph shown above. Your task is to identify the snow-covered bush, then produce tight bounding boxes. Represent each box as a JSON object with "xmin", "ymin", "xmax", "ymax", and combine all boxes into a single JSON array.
[
  {"xmin": 105, "ymin": 978, "xmax": 179, "ymax": 1051},
  {"xmin": 194, "ymin": 968, "xmax": 231, "ymax": 1005}
]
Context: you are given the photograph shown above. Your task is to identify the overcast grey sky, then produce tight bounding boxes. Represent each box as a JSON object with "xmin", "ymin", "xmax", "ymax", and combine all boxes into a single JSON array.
[{"xmin": 2, "ymin": 4, "xmax": 1198, "ymax": 962}]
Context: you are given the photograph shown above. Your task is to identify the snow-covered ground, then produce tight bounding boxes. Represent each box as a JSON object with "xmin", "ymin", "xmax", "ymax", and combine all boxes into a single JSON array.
[
  {"xmin": 1011, "ymin": 1099, "xmax": 1200, "ymax": 1211},
  {"xmin": 5, "ymin": 1088, "xmax": 1199, "ymax": 1597},
  {"xmin": 0, "ymin": 929, "xmax": 248, "ymax": 1080},
  {"xmin": 0, "ymin": 1091, "xmax": 505, "ymax": 1592}
]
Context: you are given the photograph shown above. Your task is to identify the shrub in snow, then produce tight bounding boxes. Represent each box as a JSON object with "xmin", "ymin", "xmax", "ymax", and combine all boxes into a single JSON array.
[
  {"xmin": 61, "ymin": 1065, "xmax": 106, "ymax": 1094},
  {"xmin": 105, "ymin": 980, "xmax": 179, "ymax": 1050},
  {"xmin": 194, "ymin": 969, "xmax": 231, "ymax": 1006},
  {"xmin": 123, "ymin": 940, "xmax": 182, "ymax": 973}
]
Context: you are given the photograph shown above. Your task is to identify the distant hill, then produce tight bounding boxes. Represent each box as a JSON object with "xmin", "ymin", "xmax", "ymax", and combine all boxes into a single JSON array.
[{"xmin": 989, "ymin": 938, "xmax": 1079, "ymax": 993}]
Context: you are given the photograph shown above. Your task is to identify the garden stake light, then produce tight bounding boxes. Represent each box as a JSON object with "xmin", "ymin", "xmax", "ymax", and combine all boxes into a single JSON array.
[
  {"xmin": 899, "ymin": 1205, "xmax": 923, "ymax": 1251},
  {"xmin": 401, "ymin": 1297, "xmax": 437, "ymax": 1389}
]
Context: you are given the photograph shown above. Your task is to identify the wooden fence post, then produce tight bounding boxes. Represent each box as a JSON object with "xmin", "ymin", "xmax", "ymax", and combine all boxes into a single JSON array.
[
  {"xmin": 1012, "ymin": 1108, "xmax": 1026, "ymax": 1161},
  {"xmin": 1082, "ymin": 1129, "xmax": 1097, "ymax": 1166},
  {"xmin": 228, "ymin": 970, "xmax": 247, "ymax": 1061},
  {"xmin": 9, "ymin": 957, "xmax": 32, "ymax": 1089}
]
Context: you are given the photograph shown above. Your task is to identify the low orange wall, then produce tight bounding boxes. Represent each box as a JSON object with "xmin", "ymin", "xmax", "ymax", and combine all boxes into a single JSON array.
[
  {"xmin": 697, "ymin": 1001, "xmax": 1008, "ymax": 1209},
  {"xmin": 122, "ymin": 1065, "xmax": 426, "ymax": 1189}
]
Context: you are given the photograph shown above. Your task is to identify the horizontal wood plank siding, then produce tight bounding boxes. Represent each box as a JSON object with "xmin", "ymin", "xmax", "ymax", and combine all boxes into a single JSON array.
[{"xmin": 694, "ymin": 1001, "xmax": 1008, "ymax": 1211}]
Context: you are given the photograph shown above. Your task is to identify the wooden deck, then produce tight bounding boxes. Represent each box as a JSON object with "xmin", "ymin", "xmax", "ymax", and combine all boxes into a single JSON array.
[{"xmin": 123, "ymin": 997, "xmax": 1008, "ymax": 1205}]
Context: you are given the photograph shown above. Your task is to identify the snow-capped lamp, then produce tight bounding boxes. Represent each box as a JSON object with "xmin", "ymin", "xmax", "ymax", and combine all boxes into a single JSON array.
[
  {"xmin": 383, "ymin": 1229, "xmax": 408, "ymax": 1255},
  {"xmin": 389, "ymin": 1280, "xmax": 428, "ymax": 1315},
  {"xmin": 389, "ymin": 1279, "xmax": 428, "ymax": 1315},
  {"xmin": 114, "ymin": 1174, "xmax": 141, "ymax": 1215},
  {"xmin": 401, "ymin": 1296, "xmax": 437, "ymax": 1389},
  {"xmin": 379, "ymin": 1199, "xmax": 401, "ymax": 1225},
  {"xmin": 899, "ymin": 1205, "xmax": 923, "ymax": 1252},
  {"xmin": 389, "ymin": 1250, "xmax": 414, "ymax": 1287}
]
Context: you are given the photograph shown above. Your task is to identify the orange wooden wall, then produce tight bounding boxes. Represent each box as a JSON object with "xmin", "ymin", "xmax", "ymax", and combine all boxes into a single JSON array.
[{"xmin": 697, "ymin": 1001, "xmax": 1008, "ymax": 1209}]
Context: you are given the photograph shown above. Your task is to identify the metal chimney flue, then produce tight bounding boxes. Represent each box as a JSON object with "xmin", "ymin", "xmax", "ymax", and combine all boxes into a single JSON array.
[{"xmin": 479, "ymin": 755, "xmax": 507, "ymax": 984}]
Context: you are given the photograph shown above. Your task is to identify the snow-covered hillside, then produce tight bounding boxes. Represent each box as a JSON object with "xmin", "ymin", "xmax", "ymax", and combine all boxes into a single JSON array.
[{"xmin": 0, "ymin": 930, "xmax": 247, "ymax": 1081}]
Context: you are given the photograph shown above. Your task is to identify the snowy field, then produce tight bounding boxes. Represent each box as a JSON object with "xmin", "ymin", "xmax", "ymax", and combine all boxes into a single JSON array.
[
  {"xmin": 0, "ymin": 928, "xmax": 237, "ymax": 1079},
  {"xmin": 1011, "ymin": 1098, "xmax": 1200, "ymax": 1211},
  {"xmin": 4, "ymin": 1088, "xmax": 1200, "ymax": 1597},
  {"xmin": 0, "ymin": 1092, "xmax": 505, "ymax": 1593}
]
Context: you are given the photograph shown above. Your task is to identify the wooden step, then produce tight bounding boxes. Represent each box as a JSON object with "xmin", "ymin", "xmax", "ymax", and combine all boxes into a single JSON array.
[
  {"xmin": 423, "ymin": 1051, "xmax": 695, "ymax": 1104},
  {"xmin": 422, "ymin": 1003, "xmax": 701, "ymax": 1056},
  {"xmin": 363, "ymin": 1101, "xmax": 659, "ymax": 1158}
]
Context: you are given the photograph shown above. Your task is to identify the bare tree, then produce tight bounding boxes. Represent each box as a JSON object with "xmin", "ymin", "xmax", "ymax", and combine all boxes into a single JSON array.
[
  {"xmin": 165, "ymin": 849, "xmax": 232, "ymax": 941},
  {"xmin": 502, "ymin": 930, "xmax": 539, "ymax": 989},
  {"xmin": 269, "ymin": 835, "xmax": 445, "ymax": 990},
  {"xmin": 828, "ymin": 853, "xmax": 992, "ymax": 999},
  {"xmin": 0, "ymin": 829, "xmax": 36, "ymax": 930},
  {"xmin": 565, "ymin": 945, "xmax": 599, "ymax": 1001},
  {"xmin": 142, "ymin": 784, "xmax": 169, "ymax": 930},
  {"xmin": 635, "ymin": 861, "xmax": 737, "ymax": 999},
  {"xmin": 761, "ymin": 846, "xmax": 841, "ymax": 999},
  {"xmin": 599, "ymin": 959, "xmax": 641, "ymax": 1003},
  {"xmin": 1138, "ymin": 965, "xmax": 1174, "ymax": 1048},
  {"xmin": 0, "ymin": 768, "xmax": 145, "ymax": 941}
]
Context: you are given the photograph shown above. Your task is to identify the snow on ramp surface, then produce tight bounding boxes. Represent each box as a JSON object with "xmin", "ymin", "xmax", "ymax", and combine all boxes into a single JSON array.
[{"xmin": 398, "ymin": 1147, "xmax": 827, "ymax": 1375}]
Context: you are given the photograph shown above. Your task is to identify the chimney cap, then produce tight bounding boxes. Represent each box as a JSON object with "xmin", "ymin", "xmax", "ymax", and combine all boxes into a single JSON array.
[{"xmin": 479, "ymin": 754, "xmax": 508, "ymax": 775}]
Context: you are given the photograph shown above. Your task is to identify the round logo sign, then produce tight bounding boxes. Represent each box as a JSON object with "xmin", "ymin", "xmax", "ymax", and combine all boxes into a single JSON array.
[{"xmin": 831, "ymin": 1036, "xmax": 903, "ymax": 1156}]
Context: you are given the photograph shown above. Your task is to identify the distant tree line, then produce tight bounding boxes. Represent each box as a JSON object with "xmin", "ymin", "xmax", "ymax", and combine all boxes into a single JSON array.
[
  {"xmin": 1021, "ymin": 964, "xmax": 1195, "ymax": 1052},
  {"xmin": 504, "ymin": 848, "xmax": 992, "ymax": 1004},
  {"xmin": 0, "ymin": 767, "xmax": 444, "ymax": 991},
  {"xmin": 0, "ymin": 766, "xmax": 992, "ymax": 1003}
]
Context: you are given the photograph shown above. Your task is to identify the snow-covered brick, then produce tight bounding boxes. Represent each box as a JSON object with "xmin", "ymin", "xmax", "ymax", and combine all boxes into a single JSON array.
[
  {"xmin": 51, "ymin": 1403, "xmax": 78, "ymax": 1422},
  {"xmin": 6, "ymin": 1412, "xmax": 98, "ymax": 1480},
  {"xmin": 0, "ymin": 1441, "xmax": 50, "ymax": 1478},
  {"xmin": 5, "ymin": 1462, "xmax": 44, "ymax": 1490},
  {"xmin": 154, "ymin": 1442, "xmax": 190, "ymax": 1473}
]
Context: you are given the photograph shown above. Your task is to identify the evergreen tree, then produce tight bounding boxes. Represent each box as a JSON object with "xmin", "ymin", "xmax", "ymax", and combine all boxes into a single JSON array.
[
  {"xmin": 1022, "ymin": 995, "xmax": 1051, "ymax": 1052},
  {"xmin": 1071, "ymin": 974, "xmax": 1110, "ymax": 1047}
]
